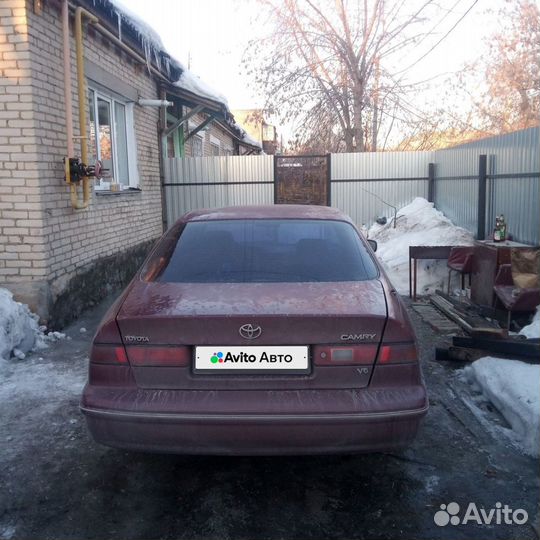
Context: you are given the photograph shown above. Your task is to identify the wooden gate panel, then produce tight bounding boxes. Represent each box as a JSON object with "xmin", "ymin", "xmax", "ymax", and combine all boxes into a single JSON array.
[{"xmin": 275, "ymin": 155, "xmax": 329, "ymax": 205}]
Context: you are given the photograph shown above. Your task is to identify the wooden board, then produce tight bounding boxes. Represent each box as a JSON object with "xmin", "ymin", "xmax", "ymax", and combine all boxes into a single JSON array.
[
  {"xmin": 453, "ymin": 336, "xmax": 540, "ymax": 361},
  {"xmin": 430, "ymin": 293, "xmax": 504, "ymax": 337},
  {"xmin": 411, "ymin": 303, "xmax": 460, "ymax": 334}
]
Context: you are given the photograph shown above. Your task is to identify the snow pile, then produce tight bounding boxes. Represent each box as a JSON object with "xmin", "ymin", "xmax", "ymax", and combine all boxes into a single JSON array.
[
  {"xmin": 519, "ymin": 305, "xmax": 540, "ymax": 339},
  {"xmin": 464, "ymin": 357, "xmax": 540, "ymax": 457},
  {"xmin": 368, "ymin": 197, "xmax": 474, "ymax": 295},
  {"xmin": 0, "ymin": 288, "xmax": 64, "ymax": 361},
  {"xmin": 0, "ymin": 288, "xmax": 44, "ymax": 361}
]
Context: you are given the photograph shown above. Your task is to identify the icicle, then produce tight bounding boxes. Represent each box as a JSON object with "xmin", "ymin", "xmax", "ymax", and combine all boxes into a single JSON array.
[
  {"xmin": 116, "ymin": 11, "xmax": 122, "ymax": 41},
  {"xmin": 142, "ymin": 38, "xmax": 152, "ymax": 75},
  {"xmin": 164, "ymin": 57, "xmax": 170, "ymax": 78},
  {"xmin": 153, "ymin": 48, "xmax": 161, "ymax": 71}
]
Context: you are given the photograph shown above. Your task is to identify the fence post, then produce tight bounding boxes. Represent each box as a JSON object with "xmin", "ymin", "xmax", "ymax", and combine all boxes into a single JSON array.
[
  {"xmin": 273, "ymin": 155, "xmax": 278, "ymax": 204},
  {"xmin": 326, "ymin": 153, "xmax": 332, "ymax": 206},
  {"xmin": 477, "ymin": 154, "xmax": 487, "ymax": 240},
  {"xmin": 427, "ymin": 163, "xmax": 435, "ymax": 203}
]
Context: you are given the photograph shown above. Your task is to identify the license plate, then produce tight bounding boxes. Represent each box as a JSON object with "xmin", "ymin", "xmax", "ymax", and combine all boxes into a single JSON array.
[{"xmin": 194, "ymin": 346, "xmax": 309, "ymax": 373}]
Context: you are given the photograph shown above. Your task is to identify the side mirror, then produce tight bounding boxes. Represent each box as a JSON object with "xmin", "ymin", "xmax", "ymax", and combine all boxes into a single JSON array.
[{"xmin": 368, "ymin": 239, "xmax": 377, "ymax": 252}]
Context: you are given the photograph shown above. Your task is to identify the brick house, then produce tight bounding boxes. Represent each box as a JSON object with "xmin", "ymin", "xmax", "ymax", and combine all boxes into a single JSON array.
[
  {"xmin": 0, "ymin": 0, "xmax": 260, "ymax": 326},
  {"xmin": 232, "ymin": 109, "xmax": 280, "ymax": 154}
]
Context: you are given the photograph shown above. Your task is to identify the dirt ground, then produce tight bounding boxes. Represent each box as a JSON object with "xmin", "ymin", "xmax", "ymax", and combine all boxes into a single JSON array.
[{"xmin": 0, "ymin": 293, "xmax": 538, "ymax": 540}]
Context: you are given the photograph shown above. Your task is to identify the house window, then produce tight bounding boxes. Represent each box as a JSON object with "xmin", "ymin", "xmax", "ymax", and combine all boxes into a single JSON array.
[
  {"xmin": 263, "ymin": 124, "xmax": 275, "ymax": 141},
  {"xmin": 210, "ymin": 135, "xmax": 221, "ymax": 156},
  {"xmin": 88, "ymin": 87, "xmax": 139, "ymax": 190},
  {"xmin": 191, "ymin": 135, "xmax": 203, "ymax": 157}
]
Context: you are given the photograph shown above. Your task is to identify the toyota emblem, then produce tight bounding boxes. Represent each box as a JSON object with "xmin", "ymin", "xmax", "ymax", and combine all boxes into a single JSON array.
[{"xmin": 239, "ymin": 323, "xmax": 262, "ymax": 340}]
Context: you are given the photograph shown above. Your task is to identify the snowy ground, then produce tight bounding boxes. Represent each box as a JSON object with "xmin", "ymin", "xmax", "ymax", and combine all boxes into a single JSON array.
[
  {"xmin": 370, "ymin": 199, "xmax": 539, "ymax": 459},
  {"xmin": 368, "ymin": 197, "xmax": 474, "ymax": 295},
  {"xmin": 461, "ymin": 306, "xmax": 540, "ymax": 458},
  {"xmin": 0, "ymin": 293, "xmax": 537, "ymax": 540},
  {"xmin": 519, "ymin": 305, "xmax": 540, "ymax": 339},
  {"xmin": 462, "ymin": 358, "xmax": 540, "ymax": 457}
]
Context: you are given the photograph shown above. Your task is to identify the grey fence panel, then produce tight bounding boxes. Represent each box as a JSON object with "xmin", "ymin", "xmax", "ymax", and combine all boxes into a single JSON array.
[
  {"xmin": 330, "ymin": 151, "xmax": 433, "ymax": 227},
  {"xmin": 434, "ymin": 176, "xmax": 479, "ymax": 235},
  {"xmin": 332, "ymin": 180, "xmax": 429, "ymax": 227},
  {"xmin": 164, "ymin": 155, "xmax": 274, "ymax": 227},
  {"xmin": 449, "ymin": 127, "xmax": 539, "ymax": 173},
  {"xmin": 432, "ymin": 147, "xmax": 480, "ymax": 236},
  {"xmin": 433, "ymin": 127, "xmax": 539, "ymax": 244},
  {"xmin": 491, "ymin": 175, "xmax": 539, "ymax": 245},
  {"xmin": 331, "ymin": 151, "xmax": 433, "ymax": 181}
]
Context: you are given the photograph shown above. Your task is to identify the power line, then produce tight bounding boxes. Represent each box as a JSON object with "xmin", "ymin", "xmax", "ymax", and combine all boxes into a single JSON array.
[{"xmin": 394, "ymin": 0, "xmax": 479, "ymax": 76}]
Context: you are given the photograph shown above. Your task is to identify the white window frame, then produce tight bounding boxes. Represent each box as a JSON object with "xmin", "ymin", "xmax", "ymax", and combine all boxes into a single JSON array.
[{"xmin": 89, "ymin": 86, "xmax": 139, "ymax": 190}]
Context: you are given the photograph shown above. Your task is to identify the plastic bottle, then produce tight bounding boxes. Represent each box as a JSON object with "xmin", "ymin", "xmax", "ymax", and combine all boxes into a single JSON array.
[{"xmin": 499, "ymin": 214, "xmax": 507, "ymax": 241}]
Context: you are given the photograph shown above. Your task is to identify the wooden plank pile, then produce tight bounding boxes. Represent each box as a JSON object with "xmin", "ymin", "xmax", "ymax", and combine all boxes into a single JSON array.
[{"xmin": 430, "ymin": 290, "xmax": 540, "ymax": 364}]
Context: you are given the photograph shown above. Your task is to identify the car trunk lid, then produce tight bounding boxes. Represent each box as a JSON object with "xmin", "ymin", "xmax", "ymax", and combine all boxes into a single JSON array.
[{"xmin": 116, "ymin": 280, "xmax": 387, "ymax": 390}]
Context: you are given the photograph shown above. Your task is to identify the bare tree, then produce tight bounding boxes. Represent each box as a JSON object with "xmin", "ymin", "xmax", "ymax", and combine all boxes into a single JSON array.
[
  {"xmin": 470, "ymin": 0, "xmax": 540, "ymax": 132},
  {"xmin": 244, "ymin": 0, "xmax": 442, "ymax": 153},
  {"xmin": 396, "ymin": 0, "xmax": 540, "ymax": 149}
]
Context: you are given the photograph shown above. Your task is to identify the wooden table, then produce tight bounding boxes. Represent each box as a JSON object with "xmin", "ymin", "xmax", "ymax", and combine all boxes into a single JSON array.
[
  {"xmin": 471, "ymin": 240, "xmax": 532, "ymax": 307},
  {"xmin": 409, "ymin": 246, "xmax": 454, "ymax": 300}
]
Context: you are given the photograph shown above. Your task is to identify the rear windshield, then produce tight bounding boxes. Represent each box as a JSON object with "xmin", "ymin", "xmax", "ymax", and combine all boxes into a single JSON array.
[{"xmin": 152, "ymin": 219, "xmax": 378, "ymax": 283}]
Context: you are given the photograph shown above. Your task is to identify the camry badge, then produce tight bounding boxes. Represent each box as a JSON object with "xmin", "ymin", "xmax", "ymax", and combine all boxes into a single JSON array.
[
  {"xmin": 239, "ymin": 324, "xmax": 262, "ymax": 340},
  {"xmin": 341, "ymin": 333, "xmax": 377, "ymax": 341}
]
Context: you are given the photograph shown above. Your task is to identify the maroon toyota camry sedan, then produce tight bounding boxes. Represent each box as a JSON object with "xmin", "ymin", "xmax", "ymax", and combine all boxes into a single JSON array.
[{"xmin": 81, "ymin": 205, "xmax": 428, "ymax": 455}]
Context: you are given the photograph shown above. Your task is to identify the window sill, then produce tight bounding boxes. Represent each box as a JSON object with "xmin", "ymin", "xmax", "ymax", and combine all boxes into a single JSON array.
[{"xmin": 95, "ymin": 188, "xmax": 142, "ymax": 197}]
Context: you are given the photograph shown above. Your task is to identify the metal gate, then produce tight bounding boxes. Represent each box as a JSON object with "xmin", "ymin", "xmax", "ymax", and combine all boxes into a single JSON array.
[{"xmin": 275, "ymin": 155, "xmax": 330, "ymax": 205}]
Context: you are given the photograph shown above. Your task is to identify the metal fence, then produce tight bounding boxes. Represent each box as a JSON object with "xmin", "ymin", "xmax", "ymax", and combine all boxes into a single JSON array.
[
  {"xmin": 330, "ymin": 151, "xmax": 432, "ymax": 227},
  {"xmin": 163, "ymin": 155, "xmax": 273, "ymax": 225},
  {"xmin": 433, "ymin": 127, "xmax": 539, "ymax": 245},
  {"xmin": 162, "ymin": 127, "xmax": 539, "ymax": 245}
]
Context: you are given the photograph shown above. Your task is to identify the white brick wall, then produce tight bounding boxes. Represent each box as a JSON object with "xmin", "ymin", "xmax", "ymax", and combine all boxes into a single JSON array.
[
  {"xmin": 0, "ymin": 0, "xmax": 47, "ymax": 287},
  {"xmin": 0, "ymin": 0, "xmax": 163, "ymax": 317}
]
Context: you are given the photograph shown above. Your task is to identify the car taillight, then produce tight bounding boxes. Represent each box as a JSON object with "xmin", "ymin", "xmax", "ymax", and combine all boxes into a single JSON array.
[
  {"xmin": 91, "ymin": 345, "xmax": 128, "ymax": 364},
  {"xmin": 313, "ymin": 344, "xmax": 378, "ymax": 365},
  {"xmin": 90, "ymin": 319, "xmax": 128, "ymax": 365},
  {"xmin": 377, "ymin": 342, "xmax": 417, "ymax": 364},
  {"xmin": 125, "ymin": 346, "xmax": 191, "ymax": 367}
]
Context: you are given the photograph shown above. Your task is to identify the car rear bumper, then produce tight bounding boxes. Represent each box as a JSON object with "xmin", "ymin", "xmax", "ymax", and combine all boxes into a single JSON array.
[{"xmin": 81, "ymin": 385, "xmax": 428, "ymax": 455}]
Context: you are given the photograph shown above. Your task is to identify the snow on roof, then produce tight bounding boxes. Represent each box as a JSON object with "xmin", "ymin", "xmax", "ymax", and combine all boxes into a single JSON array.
[
  {"xmin": 107, "ymin": 0, "xmax": 164, "ymax": 51},
  {"xmin": 238, "ymin": 129, "xmax": 262, "ymax": 148},
  {"xmin": 173, "ymin": 70, "xmax": 229, "ymax": 108},
  {"xmin": 97, "ymin": 0, "xmax": 260, "ymax": 147},
  {"xmin": 101, "ymin": 1, "xmax": 226, "ymax": 106}
]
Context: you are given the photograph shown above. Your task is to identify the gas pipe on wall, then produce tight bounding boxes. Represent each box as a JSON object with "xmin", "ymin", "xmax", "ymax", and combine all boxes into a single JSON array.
[{"xmin": 62, "ymin": 1, "xmax": 98, "ymax": 209}]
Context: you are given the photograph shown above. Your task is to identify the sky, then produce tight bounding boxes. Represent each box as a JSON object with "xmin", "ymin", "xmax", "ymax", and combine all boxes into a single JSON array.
[{"xmin": 121, "ymin": 0, "xmax": 512, "ymax": 139}]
